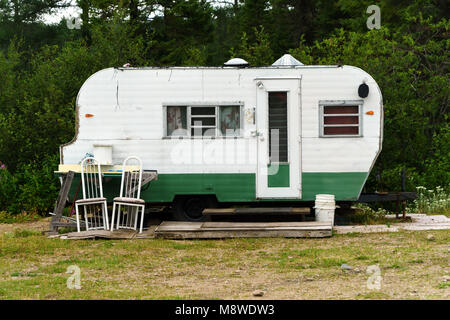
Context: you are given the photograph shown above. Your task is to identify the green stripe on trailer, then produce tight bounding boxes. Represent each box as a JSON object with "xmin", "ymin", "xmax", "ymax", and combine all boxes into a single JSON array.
[
  {"xmin": 146, "ymin": 173, "xmax": 256, "ymax": 202},
  {"xmin": 301, "ymin": 172, "xmax": 368, "ymax": 201},
  {"xmin": 268, "ymin": 164, "xmax": 290, "ymax": 187},
  {"xmin": 66, "ymin": 172, "xmax": 368, "ymax": 203}
]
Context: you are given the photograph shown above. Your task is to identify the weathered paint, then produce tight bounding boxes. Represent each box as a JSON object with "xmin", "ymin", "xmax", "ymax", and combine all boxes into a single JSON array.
[{"xmin": 60, "ymin": 64, "xmax": 383, "ymax": 202}]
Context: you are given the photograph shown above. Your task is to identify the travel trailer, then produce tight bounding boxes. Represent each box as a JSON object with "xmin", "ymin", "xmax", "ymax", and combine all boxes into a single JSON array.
[{"xmin": 58, "ymin": 54, "xmax": 383, "ymax": 221}]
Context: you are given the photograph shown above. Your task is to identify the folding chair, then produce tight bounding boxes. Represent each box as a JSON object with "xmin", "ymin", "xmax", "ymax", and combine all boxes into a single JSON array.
[
  {"xmin": 110, "ymin": 156, "xmax": 146, "ymax": 233},
  {"xmin": 75, "ymin": 157, "xmax": 109, "ymax": 232}
]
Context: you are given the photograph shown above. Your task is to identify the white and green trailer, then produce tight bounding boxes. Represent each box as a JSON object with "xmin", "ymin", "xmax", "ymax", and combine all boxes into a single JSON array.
[{"xmin": 58, "ymin": 55, "xmax": 383, "ymax": 220}]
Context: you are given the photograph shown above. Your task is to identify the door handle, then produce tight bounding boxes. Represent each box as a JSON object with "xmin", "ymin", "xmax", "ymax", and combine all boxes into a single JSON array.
[{"xmin": 251, "ymin": 130, "xmax": 264, "ymax": 141}]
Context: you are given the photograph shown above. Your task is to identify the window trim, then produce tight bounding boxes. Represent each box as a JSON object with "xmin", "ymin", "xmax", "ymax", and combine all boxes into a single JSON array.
[
  {"xmin": 319, "ymin": 100, "xmax": 363, "ymax": 138},
  {"xmin": 163, "ymin": 102, "xmax": 244, "ymax": 139}
]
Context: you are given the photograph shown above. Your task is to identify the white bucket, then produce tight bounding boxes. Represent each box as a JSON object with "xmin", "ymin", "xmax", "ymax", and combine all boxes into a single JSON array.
[
  {"xmin": 315, "ymin": 194, "xmax": 335, "ymax": 201},
  {"xmin": 314, "ymin": 194, "xmax": 336, "ymax": 224}
]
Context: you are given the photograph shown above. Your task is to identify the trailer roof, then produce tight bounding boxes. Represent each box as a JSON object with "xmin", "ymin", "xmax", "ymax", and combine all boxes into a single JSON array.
[{"xmin": 116, "ymin": 65, "xmax": 343, "ymax": 71}]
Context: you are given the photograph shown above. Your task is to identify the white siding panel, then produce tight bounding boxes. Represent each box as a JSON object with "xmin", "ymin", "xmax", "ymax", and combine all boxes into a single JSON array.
[
  {"xmin": 63, "ymin": 138, "xmax": 257, "ymax": 174},
  {"xmin": 302, "ymin": 137, "xmax": 380, "ymax": 172}
]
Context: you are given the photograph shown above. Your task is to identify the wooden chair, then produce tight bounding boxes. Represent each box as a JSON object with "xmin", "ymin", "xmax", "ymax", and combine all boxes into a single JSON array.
[
  {"xmin": 110, "ymin": 156, "xmax": 146, "ymax": 233},
  {"xmin": 75, "ymin": 157, "xmax": 109, "ymax": 232}
]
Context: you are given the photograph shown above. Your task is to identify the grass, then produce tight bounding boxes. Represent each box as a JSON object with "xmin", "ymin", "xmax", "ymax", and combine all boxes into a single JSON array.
[
  {"xmin": 0, "ymin": 221, "xmax": 449, "ymax": 300},
  {"xmin": 0, "ymin": 211, "xmax": 41, "ymax": 224}
]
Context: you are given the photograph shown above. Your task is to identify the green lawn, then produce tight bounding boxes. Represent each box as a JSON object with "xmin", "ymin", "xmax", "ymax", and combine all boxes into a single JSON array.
[{"xmin": 0, "ymin": 221, "xmax": 449, "ymax": 299}]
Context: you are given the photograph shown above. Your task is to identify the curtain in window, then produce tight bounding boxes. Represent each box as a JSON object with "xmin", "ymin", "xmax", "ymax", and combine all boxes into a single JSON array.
[
  {"xmin": 220, "ymin": 106, "xmax": 240, "ymax": 135},
  {"xmin": 167, "ymin": 106, "xmax": 187, "ymax": 136}
]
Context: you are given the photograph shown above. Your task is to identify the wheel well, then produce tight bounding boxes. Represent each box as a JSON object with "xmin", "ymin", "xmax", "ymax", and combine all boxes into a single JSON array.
[{"xmin": 172, "ymin": 194, "xmax": 218, "ymax": 203}]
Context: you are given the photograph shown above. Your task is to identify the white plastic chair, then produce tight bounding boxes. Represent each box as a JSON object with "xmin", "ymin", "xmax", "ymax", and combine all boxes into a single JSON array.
[
  {"xmin": 75, "ymin": 157, "xmax": 109, "ymax": 232},
  {"xmin": 110, "ymin": 156, "xmax": 146, "ymax": 233}
]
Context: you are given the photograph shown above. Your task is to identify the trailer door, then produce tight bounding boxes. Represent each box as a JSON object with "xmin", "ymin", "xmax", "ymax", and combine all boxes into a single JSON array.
[{"xmin": 255, "ymin": 78, "xmax": 301, "ymax": 199}]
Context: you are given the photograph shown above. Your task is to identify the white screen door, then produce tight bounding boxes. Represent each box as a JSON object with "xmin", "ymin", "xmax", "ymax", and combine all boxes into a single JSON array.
[{"xmin": 255, "ymin": 78, "xmax": 301, "ymax": 198}]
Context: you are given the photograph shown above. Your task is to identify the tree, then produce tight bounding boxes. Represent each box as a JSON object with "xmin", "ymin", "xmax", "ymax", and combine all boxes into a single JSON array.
[
  {"xmin": 290, "ymin": 17, "xmax": 449, "ymax": 190},
  {"xmin": 230, "ymin": 26, "xmax": 273, "ymax": 66},
  {"xmin": 0, "ymin": 0, "xmax": 71, "ymax": 50}
]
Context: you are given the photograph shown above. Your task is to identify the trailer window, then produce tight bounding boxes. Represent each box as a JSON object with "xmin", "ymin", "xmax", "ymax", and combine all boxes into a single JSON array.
[
  {"xmin": 269, "ymin": 92, "xmax": 288, "ymax": 162},
  {"xmin": 165, "ymin": 105, "xmax": 241, "ymax": 137},
  {"xmin": 219, "ymin": 106, "xmax": 240, "ymax": 136},
  {"xmin": 191, "ymin": 106, "xmax": 217, "ymax": 136},
  {"xmin": 167, "ymin": 106, "xmax": 187, "ymax": 136},
  {"xmin": 319, "ymin": 101, "xmax": 362, "ymax": 137}
]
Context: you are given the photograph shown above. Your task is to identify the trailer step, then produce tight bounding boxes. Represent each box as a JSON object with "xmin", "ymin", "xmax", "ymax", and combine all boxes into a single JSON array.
[
  {"xmin": 202, "ymin": 207, "xmax": 310, "ymax": 216},
  {"xmin": 155, "ymin": 221, "xmax": 332, "ymax": 239}
]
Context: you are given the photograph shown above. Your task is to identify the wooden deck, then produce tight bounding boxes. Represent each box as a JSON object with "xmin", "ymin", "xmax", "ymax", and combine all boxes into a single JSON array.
[
  {"xmin": 154, "ymin": 221, "xmax": 332, "ymax": 239},
  {"xmin": 57, "ymin": 220, "xmax": 332, "ymax": 239}
]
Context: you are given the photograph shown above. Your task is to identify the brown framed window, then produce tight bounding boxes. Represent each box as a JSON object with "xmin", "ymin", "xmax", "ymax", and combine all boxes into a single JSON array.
[{"xmin": 319, "ymin": 101, "xmax": 363, "ymax": 137}]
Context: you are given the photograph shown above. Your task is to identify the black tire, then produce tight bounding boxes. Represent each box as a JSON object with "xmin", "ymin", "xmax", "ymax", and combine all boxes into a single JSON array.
[{"xmin": 172, "ymin": 196, "xmax": 217, "ymax": 222}]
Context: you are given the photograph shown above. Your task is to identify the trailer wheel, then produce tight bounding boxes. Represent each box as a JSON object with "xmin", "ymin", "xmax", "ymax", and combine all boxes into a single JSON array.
[{"xmin": 173, "ymin": 196, "xmax": 217, "ymax": 222}]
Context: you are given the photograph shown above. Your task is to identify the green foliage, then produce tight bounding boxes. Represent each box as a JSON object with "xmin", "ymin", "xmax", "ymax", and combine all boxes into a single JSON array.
[
  {"xmin": 230, "ymin": 26, "xmax": 273, "ymax": 66},
  {"xmin": 0, "ymin": 211, "xmax": 41, "ymax": 224},
  {"xmin": 0, "ymin": 10, "xmax": 151, "ymax": 215},
  {"xmin": 407, "ymin": 186, "xmax": 450, "ymax": 215},
  {"xmin": 350, "ymin": 203, "xmax": 391, "ymax": 224},
  {"xmin": 15, "ymin": 156, "xmax": 60, "ymax": 215},
  {"xmin": 0, "ymin": 1, "xmax": 448, "ymax": 216},
  {"xmin": 0, "ymin": 166, "xmax": 19, "ymax": 213},
  {"xmin": 290, "ymin": 18, "xmax": 449, "ymax": 192}
]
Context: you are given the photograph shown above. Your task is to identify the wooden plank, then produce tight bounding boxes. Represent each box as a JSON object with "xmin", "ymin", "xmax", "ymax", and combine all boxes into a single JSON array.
[
  {"xmin": 234, "ymin": 207, "xmax": 309, "ymax": 214},
  {"xmin": 156, "ymin": 221, "xmax": 203, "ymax": 231},
  {"xmin": 154, "ymin": 221, "xmax": 332, "ymax": 239},
  {"xmin": 50, "ymin": 171, "xmax": 75, "ymax": 232},
  {"xmin": 203, "ymin": 208, "xmax": 236, "ymax": 215},
  {"xmin": 202, "ymin": 207, "xmax": 310, "ymax": 216},
  {"xmin": 290, "ymin": 208, "xmax": 311, "ymax": 214},
  {"xmin": 135, "ymin": 225, "xmax": 158, "ymax": 239},
  {"xmin": 200, "ymin": 226, "xmax": 331, "ymax": 231},
  {"xmin": 51, "ymin": 222, "xmax": 78, "ymax": 227},
  {"xmin": 202, "ymin": 221, "xmax": 329, "ymax": 229},
  {"xmin": 155, "ymin": 229, "xmax": 332, "ymax": 239},
  {"xmin": 62, "ymin": 229, "xmax": 137, "ymax": 240}
]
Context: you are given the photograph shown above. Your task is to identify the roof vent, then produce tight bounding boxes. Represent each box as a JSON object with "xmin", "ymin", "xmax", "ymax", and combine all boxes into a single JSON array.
[
  {"xmin": 272, "ymin": 54, "xmax": 303, "ymax": 66},
  {"xmin": 224, "ymin": 58, "xmax": 249, "ymax": 67}
]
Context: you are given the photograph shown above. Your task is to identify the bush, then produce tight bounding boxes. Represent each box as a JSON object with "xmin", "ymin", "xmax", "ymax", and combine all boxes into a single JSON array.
[
  {"xmin": 16, "ymin": 156, "xmax": 59, "ymax": 215},
  {"xmin": 350, "ymin": 204, "xmax": 391, "ymax": 225},
  {"xmin": 0, "ymin": 163, "xmax": 19, "ymax": 213},
  {"xmin": 0, "ymin": 156, "xmax": 59, "ymax": 216},
  {"xmin": 407, "ymin": 186, "xmax": 450, "ymax": 215}
]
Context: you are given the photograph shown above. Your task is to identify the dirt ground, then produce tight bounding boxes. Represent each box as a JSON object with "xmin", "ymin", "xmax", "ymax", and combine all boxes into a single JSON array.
[{"xmin": 0, "ymin": 218, "xmax": 449, "ymax": 300}]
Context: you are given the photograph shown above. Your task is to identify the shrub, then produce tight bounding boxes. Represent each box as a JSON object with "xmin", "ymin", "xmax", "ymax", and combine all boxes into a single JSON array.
[
  {"xmin": 0, "ymin": 163, "xmax": 19, "ymax": 213},
  {"xmin": 407, "ymin": 186, "xmax": 450, "ymax": 215},
  {"xmin": 349, "ymin": 203, "xmax": 390, "ymax": 225}
]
